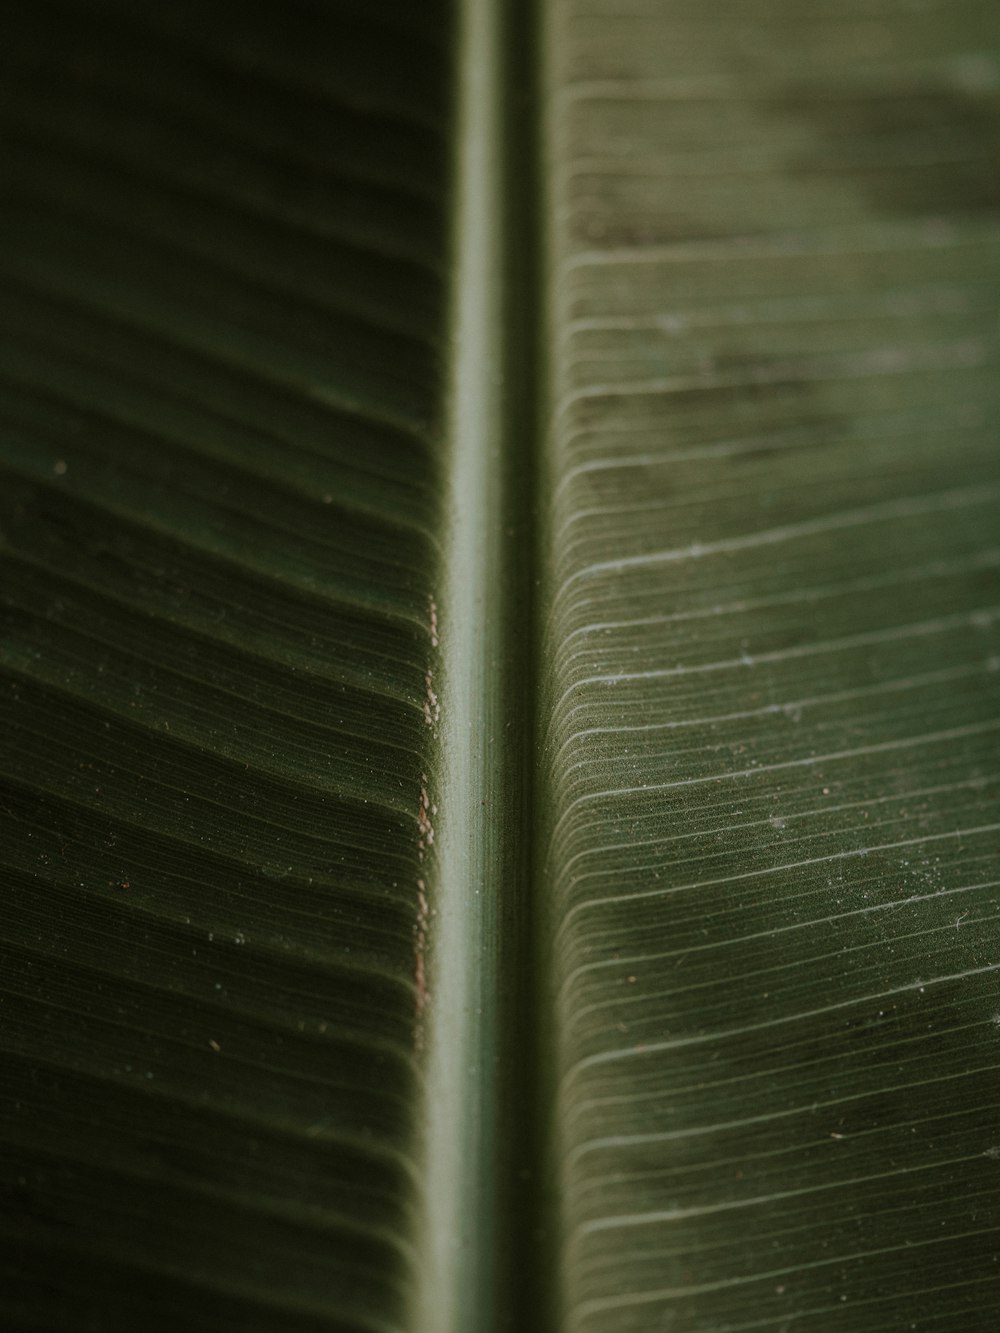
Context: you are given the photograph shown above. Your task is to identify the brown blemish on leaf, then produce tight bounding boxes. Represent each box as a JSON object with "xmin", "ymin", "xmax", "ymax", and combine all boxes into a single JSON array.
[
  {"xmin": 414, "ymin": 877, "xmax": 430, "ymax": 1048},
  {"xmin": 423, "ymin": 670, "xmax": 440, "ymax": 729},
  {"xmin": 417, "ymin": 778, "xmax": 435, "ymax": 858}
]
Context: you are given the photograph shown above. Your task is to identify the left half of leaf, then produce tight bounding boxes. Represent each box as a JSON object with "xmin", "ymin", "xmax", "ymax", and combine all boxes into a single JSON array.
[{"xmin": 0, "ymin": 3, "xmax": 455, "ymax": 1330}]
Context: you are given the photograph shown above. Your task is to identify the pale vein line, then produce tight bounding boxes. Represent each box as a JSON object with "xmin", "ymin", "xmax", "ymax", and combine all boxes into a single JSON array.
[
  {"xmin": 558, "ymin": 878, "xmax": 1000, "ymax": 1005},
  {"xmin": 549, "ymin": 389, "xmax": 989, "ymax": 464},
  {"xmin": 551, "ymin": 339, "xmax": 988, "ymax": 421},
  {"xmin": 567, "ymin": 1089, "xmax": 998, "ymax": 1186},
  {"xmin": 560, "ymin": 965, "xmax": 1000, "ymax": 1080},
  {"xmin": 566, "ymin": 1034, "xmax": 991, "ymax": 1127},
  {"xmin": 557, "ymin": 216, "xmax": 995, "ymax": 274},
  {"xmin": 552, "ymin": 661, "xmax": 993, "ymax": 765},
  {"xmin": 557, "ymin": 822, "xmax": 1000, "ymax": 930},
  {"xmin": 556, "ymin": 549, "xmax": 1000, "ymax": 643},
  {"xmin": 550, "ymin": 722, "xmax": 1000, "ymax": 853},
  {"xmin": 568, "ymin": 1225, "xmax": 1000, "ymax": 1318},
  {"xmin": 552, "ymin": 61, "xmax": 969, "ymax": 107},
  {"xmin": 566, "ymin": 912, "xmax": 1000, "ymax": 1040},
  {"xmin": 553, "ymin": 611, "xmax": 1000, "ymax": 719},
  {"xmin": 551, "ymin": 447, "xmax": 996, "ymax": 543},
  {"xmin": 552, "ymin": 489, "xmax": 1000, "ymax": 592},
  {"xmin": 560, "ymin": 281, "xmax": 983, "ymax": 337},
  {"xmin": 573, "ymin": 1152, "xmax": 985, "ymax": 1235},
  {"xmin": 711, "ymin": 1274, "xmax": 1000, "ymax": 1333},
  {"xmin": 555, "ymin": 776, "xmax": 997, "ymax": 885}
]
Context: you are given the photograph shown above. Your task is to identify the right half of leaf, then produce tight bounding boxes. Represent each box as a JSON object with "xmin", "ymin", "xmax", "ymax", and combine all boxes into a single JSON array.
[{"xmin": 541, "ymin": 2, "xmax": 1000, "ymax": 1329}]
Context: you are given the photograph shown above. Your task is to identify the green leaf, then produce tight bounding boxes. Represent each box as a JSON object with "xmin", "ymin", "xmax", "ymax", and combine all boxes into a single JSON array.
[
  {"xmin": 1, "ymin": 1, "xmax": 999, "ymax": 1331},
  {"xmin": 0, "ymin": 3, "xmax": 451, "ymax": 1330},
  {"xmin": 541, "ymin": 3, "xmax": 1000, "ymax": 1329}
]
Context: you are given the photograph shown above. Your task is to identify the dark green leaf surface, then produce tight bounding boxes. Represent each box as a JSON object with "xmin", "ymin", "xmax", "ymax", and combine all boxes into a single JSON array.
[
  {"xmin": 4, "ymin": 1, "xmax": 1000, "ymax": 1329},
  {"xmin": 0, "ymin": 3, "xmax": 452, "ymax": 1329},
  {"xmin": 541, "ymin": 2, "xmax": 1000, "ymax": 1328}
]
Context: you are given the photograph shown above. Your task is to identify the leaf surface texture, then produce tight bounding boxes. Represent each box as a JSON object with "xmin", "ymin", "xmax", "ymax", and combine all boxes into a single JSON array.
[
  {"xmin": 541, "ymin": 2, "xmax": 1000, "ymax": 1329},
  {"xmin": 0, "ymin": 3, "xmax": 452, "ymax": 1329}
]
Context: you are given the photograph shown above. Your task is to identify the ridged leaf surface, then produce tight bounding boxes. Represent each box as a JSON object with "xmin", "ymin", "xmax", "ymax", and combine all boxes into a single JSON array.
[
  {"xmin": 0, "ymin": 3, "xmax": 452, "ymax": 1329},
  {"xmin": 541, "ymin": 2, "xmax": 1000, "ymax": 1328},
  {"xmin": 2, "ymin": 1, "xmax": 1000, "ymax": 1330}
]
